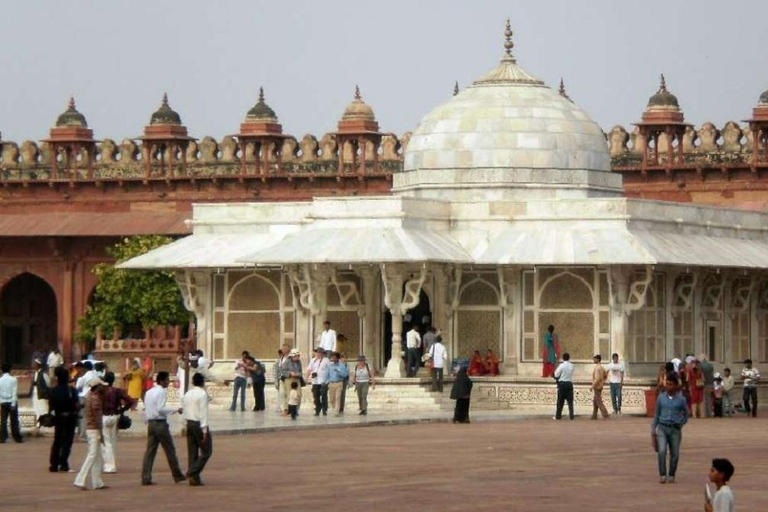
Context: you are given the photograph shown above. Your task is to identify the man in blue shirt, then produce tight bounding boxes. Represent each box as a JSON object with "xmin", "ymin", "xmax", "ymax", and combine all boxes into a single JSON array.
[
  {"xmin": 327, "ymin": 352, "xmax": 350, "ymax": 416},
  {"xmin": 651, "ymin": 372, "xmax": 689, "ymax": 484}
]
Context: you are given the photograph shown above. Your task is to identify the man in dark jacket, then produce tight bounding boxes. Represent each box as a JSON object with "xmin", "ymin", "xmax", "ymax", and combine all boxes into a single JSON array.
[{"xmin": 48, "ymin": 366, "xmax": 79, "ymax": 472}]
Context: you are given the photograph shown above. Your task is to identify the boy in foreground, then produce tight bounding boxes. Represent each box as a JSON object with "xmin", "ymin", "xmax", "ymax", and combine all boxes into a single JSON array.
[{"xmin": 705, "ymin": 458, "xmax": 735, "ymax": 512}]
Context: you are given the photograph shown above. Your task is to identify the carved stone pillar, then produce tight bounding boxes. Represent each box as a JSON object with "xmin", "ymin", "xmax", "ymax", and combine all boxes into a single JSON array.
[
  {"xmin": 380, "ymin": 264, "xmax": 427, "ymax": 378},
  {"xmin": 607, "ymin": 266, "xmax": 631, "ymax": 367},
  {"xmin": 176, "ymin": 270, "xmax": 212, "ymax": 356},
  {"xmin": 382, "ymin": 265, "xmax": 405, "ymax": 378},
  {"xmin": 358, "ymin": 267, "xmax": 379, "ymax": 368}
]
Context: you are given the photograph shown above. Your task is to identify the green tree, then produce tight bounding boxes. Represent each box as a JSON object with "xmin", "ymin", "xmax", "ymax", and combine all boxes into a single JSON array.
[{"xmin": 76, "ymin": 235, "xmax": 190, "ymax": 345}]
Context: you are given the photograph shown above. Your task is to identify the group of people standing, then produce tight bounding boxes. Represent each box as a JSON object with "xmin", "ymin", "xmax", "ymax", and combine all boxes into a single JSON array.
[
  {"xmin": 274, "ymin": 340, "xmax": 375, "ymax": 419},
  {"xmin": 550, "ymin": 351, "xmax": 625, "ymax": 421},
  {"xmin": 657, "ymin": 355, "xmax": 760, "ymax": 419}
]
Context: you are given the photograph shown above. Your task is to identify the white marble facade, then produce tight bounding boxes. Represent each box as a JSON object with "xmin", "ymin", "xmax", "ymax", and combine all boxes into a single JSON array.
[{"xmin": 123, "ymin": 26, "xmax": 768, "ymax": 381}]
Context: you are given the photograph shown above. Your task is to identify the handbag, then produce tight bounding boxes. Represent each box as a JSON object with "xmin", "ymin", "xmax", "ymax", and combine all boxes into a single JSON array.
[
  {"xmin": 38, "ymin": 413, "xmax": 55, "ymax": 428},
  {"xmin": 117, "ymin": 413, "xmax": 132, "ymax": 430},
  {"xmin": 299, "ymin": 376, "xmax": 307, "ymax": 387}
]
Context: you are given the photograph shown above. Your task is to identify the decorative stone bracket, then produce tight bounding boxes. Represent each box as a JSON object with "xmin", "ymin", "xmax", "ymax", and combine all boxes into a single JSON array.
[
  {"xmin": 286, "ymin": 265, "xmax": 329, "ymax": 316},
  {"xmin": 176, "ymin": 270, "xmax": 210, "ymax": 317},
  {"xmin": 730, "ymin": 276, "xmax": 754, "ymax": 317},
  {"xmin": 330, "ymin": 267, "xmax": 365, "ymax": 318},
  {"xmin": 671, "ymin": 272, "xmax": 698, "ymax": 315},
  {"xmin": 497, "ymin": 267, "xmax": 517, "ymax": 316},
  {"xmin": 701, "ymin": 273, "xmax": 725, "ymax": 311},
  {"xmin": 445, "ymin": 265, "xmax": 463, "ymax": 318},
  {"xmin": 382, "ymin": 264, "xmax": 427, "ymax": 316},
  {"xmin": 607, "ymin": 265, "xmax": 653, "ymax": 316}
]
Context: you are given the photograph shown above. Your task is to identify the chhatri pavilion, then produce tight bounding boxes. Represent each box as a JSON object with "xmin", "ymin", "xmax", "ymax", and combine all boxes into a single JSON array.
[{"xmin": 124, "ymin": 21, "xmax": 768, "ymax": 387}]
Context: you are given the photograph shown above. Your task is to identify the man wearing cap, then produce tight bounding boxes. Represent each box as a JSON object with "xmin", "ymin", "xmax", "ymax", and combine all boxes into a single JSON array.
[
  {"xmin": 141, "ymin": 371, "xmax": 186, "ymax": 485},
  {"xmin": 102, "ymin": 372, "xmax": 135, "ymax": 474},
  {"xmin": 307, "ymin": 348, "xmax": 330, "ymax": 416},
  {"xmin": 591, "ymin": 354, "xmax": 610, "ymax": 420},
  {"xmin": 30, "ymin": 358, "xmax": 50, "ymax": 430},
  {"xmin": 280, "ymin": 349, "xmax": 303, "ymax": 416},
  {"xmin": 74, "ymin": 377, "xmax": 108, "ymax": 490}
]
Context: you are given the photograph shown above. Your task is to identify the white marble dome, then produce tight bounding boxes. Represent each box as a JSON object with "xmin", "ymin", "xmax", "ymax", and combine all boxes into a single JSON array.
[{"xmin": 395, "ymin": 33, "xmax": 620, "ymax": 200}]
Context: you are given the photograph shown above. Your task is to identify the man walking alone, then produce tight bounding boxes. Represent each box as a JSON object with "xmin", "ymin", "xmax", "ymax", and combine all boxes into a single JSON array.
[
  {"xmin": 183, "ymin": 373, "xmax": 212, "ymax": 486},
  {"xmin": 141, "ymin": 372, "xmax": 186, "ymax": 486},
  {"xmin": 591, "ymin": 354, "xmax": 610, "ymax": 420},
  {"xmin": 652, "ymin": 373, "xmax": 689, "ymax": 484},
  {"xmin": 605, "ymin": 353, "xmax": 625, "ymax": 414},
  {"xmin": 553, "ymin": 353, "xmax": 575, "ymax": 420}
]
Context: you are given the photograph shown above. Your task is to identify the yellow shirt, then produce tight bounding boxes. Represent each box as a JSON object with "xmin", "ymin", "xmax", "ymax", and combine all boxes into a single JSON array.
[{"xmin": 126, "ymin": 369, "xmax": 146, "ymax": 399}]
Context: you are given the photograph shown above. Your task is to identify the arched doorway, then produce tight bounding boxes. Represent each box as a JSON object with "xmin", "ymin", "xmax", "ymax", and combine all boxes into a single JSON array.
[
  {"xmin": 383, "ymin": 289, "xmax": 431, "ymax": 364},
  {"xmin": 0, "ymin": 273, "xmax": 58, "ymax": 368}
]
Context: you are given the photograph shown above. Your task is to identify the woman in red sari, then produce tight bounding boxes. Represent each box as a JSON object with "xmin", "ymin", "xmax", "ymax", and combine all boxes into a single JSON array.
[
  {"xmin": 468, "ymin": 350, "xmax": 487, "ymax": 376},
  {"xmin": 541, "ymin": 325, "xmax": 561, "ymax": 378},
  {"xmin": 485, "ymin": 349, "xmax": 500, "ymax": 376}
]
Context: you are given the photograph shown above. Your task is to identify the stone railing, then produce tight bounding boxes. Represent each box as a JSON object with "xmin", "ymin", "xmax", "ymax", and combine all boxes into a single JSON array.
[
  {"xmin": 95, "ymin": 325, "xmax": 192, "ymax": 354},
  {"xmin": 608, "ymin": 122, "xmax": 764, "ymax": 168},
  {"xmin": 0, "ymin": 132, "xmax": 409, "ymax": 181}
]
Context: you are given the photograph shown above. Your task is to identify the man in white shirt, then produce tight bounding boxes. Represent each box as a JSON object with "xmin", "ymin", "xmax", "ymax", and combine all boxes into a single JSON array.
[
  {"xmin": 741, "ymin": 359, "xmax": 760, "ymax": 417},
  {"xmin": 183, "ymin": 372, "xmax": 211, "ymax": 486},
  {"xmin": 75, "ymin": 361, "xmax": 96, "ymax": 439},
  {"xmin": 307, "ymin": 348, "xmax": 330, "ymax": 416},
  {"xmin": 0, "ymin": 363, "xmax": 22, "ymax": 443},
  {"xmin": 553, "ymin": 353, "xmax": 575, "ymax": 420},
  {"xmin": 405, "ymin": 325, "xmax": 422, "ymax": 378},
  {"xmin": 605, "ymin": 353, "xmax": 625, "ymax": 415},
  {"xmin": 46, "ymin": 348, "xmax": 64, "ymax": 379},
  {"xmin": 319, "ymin": 321, "xmax": 337, "ymax": 354},
  {"xmin": 429, "ymin": 336, "xmax": 447, "ymax": 392},
  {"xmin": 141, "ymin": 371, "xmax": 186, "ymax": 486}
]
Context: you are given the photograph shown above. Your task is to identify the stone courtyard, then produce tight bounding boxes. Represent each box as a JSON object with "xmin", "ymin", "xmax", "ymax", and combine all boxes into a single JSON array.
[{"xmin": 1, "ymin": 416, "xmax": 765, "ymax": 511}]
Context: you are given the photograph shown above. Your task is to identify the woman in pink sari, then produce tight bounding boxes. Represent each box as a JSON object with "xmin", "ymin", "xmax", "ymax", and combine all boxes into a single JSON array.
[{"xmin": 542, "ymin": 325, "xmax": 561, "ymax": 378}]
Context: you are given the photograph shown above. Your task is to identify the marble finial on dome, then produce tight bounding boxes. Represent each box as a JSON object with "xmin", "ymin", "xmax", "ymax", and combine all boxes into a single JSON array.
[
  {"xmin": 354, "ymin": 85, "xmax": 362, "ymax": 101},
  {"xmin": 503, "ymin": 18, "xmax": 514, "ymax": 59},
  {"xmin": 559, "ymin": 78, "xmax": 573, "ymax": 102},
  {"xmin": 454, "ymin": 81, "xmax": 459, "ymax": 96}
]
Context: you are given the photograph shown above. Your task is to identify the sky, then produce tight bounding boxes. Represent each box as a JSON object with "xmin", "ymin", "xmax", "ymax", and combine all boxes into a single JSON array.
[{"xmin": 1, "ymin": 0, "xmax": 766, "ymax": 143}]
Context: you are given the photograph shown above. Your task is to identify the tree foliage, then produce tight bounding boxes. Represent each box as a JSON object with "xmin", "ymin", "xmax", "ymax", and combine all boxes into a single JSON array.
[{"xmin": 76, "ymin": 235, "xmax": 190, "ymax": 343}]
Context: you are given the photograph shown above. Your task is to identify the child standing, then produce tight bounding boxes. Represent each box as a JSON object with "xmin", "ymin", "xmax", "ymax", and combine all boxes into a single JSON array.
[
  {"xmin": 288, "ymin": 381, "xmax": 300, "ymax": 420},
  {"xmin": 722, "ymin": 368, "xmax": 734, "ymax": 417},
  {"xmin": 712, "ymin": 374, "xmax": 724, "ymax": 418},
  {"xmin": 705, "ymin": 458, "xmax": 735, "ymax": 512}
]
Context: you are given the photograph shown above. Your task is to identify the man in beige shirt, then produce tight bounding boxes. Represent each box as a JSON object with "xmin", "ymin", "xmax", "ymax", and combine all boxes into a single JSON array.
[{"xmin": 591, "ymin": 354, "xmax": 609, "ymax": 420}]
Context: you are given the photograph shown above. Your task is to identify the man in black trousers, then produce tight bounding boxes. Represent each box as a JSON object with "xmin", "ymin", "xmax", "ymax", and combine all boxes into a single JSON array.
[
  {"xmin": 48, "ymin": 366, "xmax": 79, "ymax": 472},
  {"xmin": 141, "ymin": 371, "xmax": 185, "ymax": 486},
  {"xmin": 183, "ymin": 372, "xmax": 212, "ymax": 486},
  {"xmin": 554, "ymin": 353, "xmax": 575, "ymax": 420}
]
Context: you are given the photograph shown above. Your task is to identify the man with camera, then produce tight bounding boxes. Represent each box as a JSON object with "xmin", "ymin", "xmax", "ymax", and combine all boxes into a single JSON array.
[{"xmin": 307, "ymin": 348, "xmax": 330, "ymax": 416}]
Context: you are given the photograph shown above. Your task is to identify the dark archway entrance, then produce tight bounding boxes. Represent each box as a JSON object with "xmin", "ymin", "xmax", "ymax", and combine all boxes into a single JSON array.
[
  {"xmin": 0, "ymin": 273, "xmax": 58, "ymax": 368},
  {"xmin": 383, "ymin": 289, "xmax": 431, "ymax": 365}
]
